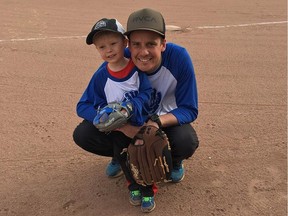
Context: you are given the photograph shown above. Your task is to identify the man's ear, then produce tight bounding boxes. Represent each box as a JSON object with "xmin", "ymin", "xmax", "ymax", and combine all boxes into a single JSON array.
[
  {"xmin": 124, "ymin": 38, "xmax": 128, "ymax": 48},
  {"xmin": 161, "ymin": 39, "xmax": 167, "ymax": 52},
  {"xmin": 127, "ymin": 40, "xmax": 131, "ymax": 49}
]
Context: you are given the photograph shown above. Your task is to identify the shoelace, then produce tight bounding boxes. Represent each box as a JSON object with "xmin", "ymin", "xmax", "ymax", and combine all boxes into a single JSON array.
[
  {"xmin": 142, "ymin": 197, "xmax": 153, "ymax": 202},
  {"xmin": 131, "ymin": 190, "xmax": 141, "ymax": 197}
]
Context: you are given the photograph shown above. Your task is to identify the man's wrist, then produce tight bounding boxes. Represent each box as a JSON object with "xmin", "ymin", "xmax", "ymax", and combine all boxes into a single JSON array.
[{"xmin": 150, "ymin": 114, "xmax": 162, "ymax": 128}]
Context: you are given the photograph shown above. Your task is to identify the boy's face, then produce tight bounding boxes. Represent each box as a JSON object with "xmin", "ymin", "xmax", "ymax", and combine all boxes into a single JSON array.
[
  {"xmin": 128, "ymin": 30, "xmax": 166, "ymax": 74},
  {"xmin": 93, "ymin": 32, "xmax": 127, "ymax": 64}
]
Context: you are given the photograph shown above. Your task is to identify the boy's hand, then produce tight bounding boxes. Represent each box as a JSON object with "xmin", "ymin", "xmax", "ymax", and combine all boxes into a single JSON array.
[{"xmin": 93, "ymin": 102, "xmax": 132, "ymax": 132}]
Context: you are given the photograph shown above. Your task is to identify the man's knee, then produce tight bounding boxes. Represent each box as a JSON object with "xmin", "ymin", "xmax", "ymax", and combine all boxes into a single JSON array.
[
  {"xmin": 178, "ymin": 129, "xmax": 199, "ymax": 158},
  {"xmin": 73, "ymin": 126, "xmax": 82, "ymax": 146},
  {"xmin": 72, "ymin": 121, "xmax": 100, "ymax": 154},
  {"xmin": 72, "ymin": 120, "xmax": 94, "ymax": 148},
  {"xmin": 189, "ymin": 137, "xmax": 199, "ymax": 156}
]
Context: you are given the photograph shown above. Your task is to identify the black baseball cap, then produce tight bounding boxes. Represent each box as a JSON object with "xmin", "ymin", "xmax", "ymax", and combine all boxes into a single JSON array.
[
  {"xmin": 124, "ymin": 8, "xmax": 166, "ymax": 38},
  {"xmin": 86, "ymin": 18, "xmax": 125, "ymax": 45}
]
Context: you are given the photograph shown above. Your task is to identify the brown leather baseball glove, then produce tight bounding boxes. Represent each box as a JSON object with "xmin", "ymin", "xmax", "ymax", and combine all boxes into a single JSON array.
[{"xmin": 127, "ymin": 125, "xmax": 173, "ymax": 186}]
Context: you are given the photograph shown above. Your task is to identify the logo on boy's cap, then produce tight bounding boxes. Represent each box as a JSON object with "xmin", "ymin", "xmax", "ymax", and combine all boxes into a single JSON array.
[{"xmin": 94, "ymin": 20, "xmax": 108, "ymax": 30}]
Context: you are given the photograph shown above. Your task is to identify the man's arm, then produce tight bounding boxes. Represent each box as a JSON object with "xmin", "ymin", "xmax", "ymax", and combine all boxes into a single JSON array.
[{"xmin": 116, "ymin": 113, "xmax": 178, "ymax": 138}]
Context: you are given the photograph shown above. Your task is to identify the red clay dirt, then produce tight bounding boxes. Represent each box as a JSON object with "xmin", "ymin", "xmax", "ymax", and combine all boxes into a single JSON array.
[{"xmin": 0, "ymin": 0, "xmax": 287, "ymax": 216}]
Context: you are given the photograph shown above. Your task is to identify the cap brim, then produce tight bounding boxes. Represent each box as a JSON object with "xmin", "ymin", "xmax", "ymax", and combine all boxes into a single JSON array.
[
  {"xmin": 124, "ymin": 28, "xmax": 165, "ymax": 37},
  {"xmin": 86, "ymin": 29, "xmax": 125, "ymax": 45},
  {"xmin": 86, "ymin": 30, "xmax": 99, "ymax": 45}
]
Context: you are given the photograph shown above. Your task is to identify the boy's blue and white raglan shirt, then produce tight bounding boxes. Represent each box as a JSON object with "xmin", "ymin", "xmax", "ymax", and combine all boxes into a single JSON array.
[
  {"xmin": 76, "ymin": 60, "xmax": 152, "ymax": 126},
  {"xmin": 127, "ymin": 43, "xmax": 198, "ymax": 125}
]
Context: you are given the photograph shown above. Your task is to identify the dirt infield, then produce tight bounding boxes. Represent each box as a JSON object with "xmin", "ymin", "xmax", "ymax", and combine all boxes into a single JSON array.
[{"xmin": 0, "ymin": 0, "xmax": 287, "ymax": 215}]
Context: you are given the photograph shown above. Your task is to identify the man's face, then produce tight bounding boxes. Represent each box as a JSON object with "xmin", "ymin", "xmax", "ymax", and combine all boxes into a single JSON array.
[{"xmin": 128, "ymin": 30, "xmax": 166, "ymax": 73}]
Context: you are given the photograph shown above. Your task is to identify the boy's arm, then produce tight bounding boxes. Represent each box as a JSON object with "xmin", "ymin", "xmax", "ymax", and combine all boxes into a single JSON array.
[
  {"xmin": 128, "ymin": 73, "xmax": 152, "ymax": 126},
  {"xmin": 76, "ymin": 71, "xmax": 107, "ymax": 122}
]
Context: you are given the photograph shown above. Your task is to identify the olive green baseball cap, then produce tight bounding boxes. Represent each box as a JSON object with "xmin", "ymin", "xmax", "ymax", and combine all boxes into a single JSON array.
[{"xmin": 124, "ymin": 8, "xmax": 166, "ymax": 38}]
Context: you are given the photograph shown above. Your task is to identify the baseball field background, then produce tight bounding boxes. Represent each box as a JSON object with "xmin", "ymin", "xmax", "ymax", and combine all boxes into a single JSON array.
[{"xmin": 0, "ymin": 0, "xmax": 287, "ymax": 215}]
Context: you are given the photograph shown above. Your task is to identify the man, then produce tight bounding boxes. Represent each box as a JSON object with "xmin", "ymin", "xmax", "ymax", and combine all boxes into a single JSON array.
[{"xmin": 116, "ymin": 8, "xmax": 200, "ymax": 212}]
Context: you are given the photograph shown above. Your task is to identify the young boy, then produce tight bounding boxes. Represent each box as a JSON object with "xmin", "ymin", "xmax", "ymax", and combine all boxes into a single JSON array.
[
  {"xmin": 73, "ymin": 18, "xmax": 153, "ymax": 208},
  {"xmin": 79, "ymin": 18, "xmax": 151, "ymax": 127}
]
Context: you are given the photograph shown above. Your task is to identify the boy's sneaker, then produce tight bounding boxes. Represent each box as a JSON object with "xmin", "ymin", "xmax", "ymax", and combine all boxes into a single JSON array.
[
  {"xmin": 170, "ymin": 161, "xmax": 185, "ymax": 183},
  {"xmin": 141, "ymin": 196, "xmax": 156, "ymax": 213},
  {"xmin": 129, "ymin": 190, "xmax": 142, "ymax": 206},
  {"xmin": 105, "ymin": 158, "xmax": 123, "ymax": 178}
]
